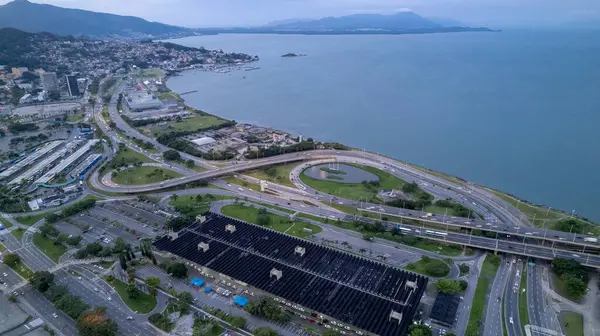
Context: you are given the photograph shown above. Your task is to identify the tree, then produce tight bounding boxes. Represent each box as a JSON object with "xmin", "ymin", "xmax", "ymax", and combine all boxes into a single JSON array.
[
  {"xmin": 126, "ymin": 283, "xmax": 140, "ymax": 299},
  {"xmin": 45, "ymin": 213, "xmax": 60, "ymax": 224},
  {"xmin": 408, "ymin": 324, "xmax": 432, "ymax": 336},
  {"xmin": 245, "ymin": 297, "xmax": 290, "ymax": 323},
  {"xmin": 167, "ymin": 263, "xmax": 187, "ymax": 278},
  {"xmin": 39, "ymin": 223, "xmax": 59, "ymax": 238},
  {"xmin": 77, "ymin": 307, "xmax": 118, "ymax": 336},
  {"xmin": 253, "ymin": 327, "xmax": 278, "ymax": 336},
  {"xmin": 3, "ymin": 253, "xmax": 20, "ymax": 267},
  {"xmin": 228, "ymin": 316, "xmax": 247, "ymax": 329},
  {"xmin": 257, "ymin": 213, "xmax": 270, "ymax": 226},
  {"xmin": 113, "ymin": 237, "xmax": 128, "ymax": 254},
  {"xmin": 177, "ymin": 291, "xmax": 193, "ymax": 304},
  {"xmin": 563, "ymin": 275, "xmax": 587, "ymax": 298},
  {"xmin": 195, "ymin": 195, "xmax": 203, "ymax": 202},
  {"xmin": 145, "ymin": 277, "xmax": 161, "ymax": 296},
  {"xmin": 170, "ymin": 193, "xmax": 179, "ymax": 202},
  {"xmin": 8, "ymin": 295, "xmax": 17, "ymax": 303},
  {"xmin": 459, "ymin": 263, "xmax": 470, "ymax": 275},
  {"xmin": 66, "ymin": 235, "xmax": 82, "ymax": 246},
  {"xmin": 185, "ymin": 159, "xmax": 195, "ymax": 168},
  {"xmin": 436, "ymin": 279, "xmax": 465, "ymax": 294},
  {"xmin": 163, "ymin": 149, "xmax": 181, "ymax": 161},
  {"xmin": 31, "ymin": 271, "xmax": 55, "ymax": 293}
]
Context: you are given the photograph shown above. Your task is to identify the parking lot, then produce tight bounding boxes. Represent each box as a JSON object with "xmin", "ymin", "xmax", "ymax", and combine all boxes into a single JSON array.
[{"xmin": 54, "ymin": 200, "xmax": 173, "ymax": 248}]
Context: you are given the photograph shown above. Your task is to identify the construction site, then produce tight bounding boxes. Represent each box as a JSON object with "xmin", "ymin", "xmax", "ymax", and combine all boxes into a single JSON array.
[{"xmin": 154, "ymin": 213, "xmax": 428, "ymax": 336}]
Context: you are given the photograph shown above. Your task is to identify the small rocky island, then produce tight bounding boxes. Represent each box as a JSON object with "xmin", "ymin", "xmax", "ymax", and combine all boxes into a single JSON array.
[{"xmin": 281, "ymin": 53, "xmax": 307, "ymax": 57}]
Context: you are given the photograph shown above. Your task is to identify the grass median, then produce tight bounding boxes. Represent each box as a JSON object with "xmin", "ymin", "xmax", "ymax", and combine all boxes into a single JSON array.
[
  {"xmin": 105, "ymin": 277, "xmax": 157, "ymax": 314},
  {"xmin": 519, "ymin": 268, "xmax": 529, "ymax": 333},
  {"xmin": 466, "ymin": 254, "xmax": 501, "ymax": 336},
  {"xmin": 0, "ymin": 218, "xmax": 13, "ymax": 229},
  {"xmin": 11, "ymin": 228, "xmax": 25, "ymax": 242}
]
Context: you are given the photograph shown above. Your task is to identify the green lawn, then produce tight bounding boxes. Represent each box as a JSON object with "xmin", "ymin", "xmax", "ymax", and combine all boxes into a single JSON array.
[
  {"xmin": 403, "ymin": 257, "xmax": 450, "ymax": 277},
  {"xmin": 519, "ymin": 268, "xmax": 529, "ymax": 333},
  {"xmin": 221, "ymin": 204, "xmax": 322, "ymax": 238},
  {"xmin": 249, "ymin": 202, "xmax": 294, "ymax": 214},
  {"xmin": 146, "ymin": 115, "xmax": 227, "ymax": 137},
  {"xmin": 113, "ymin": 148, "xmax": 157, "ymax": 165},
  {"xmin": 300, "ymin": 164, "xmax": 407, "ymax": 201},
  {"xmin": 559, "ymin": 312, "xmax": 584, "ymax": 336},
  {"xmin": 244, "ymin": 163, "xmax": 302, "ymax": 188},
  {"xmin": 169, "ymin": 194, "xmax": 233, "ymax": 217},
  {"xmin": 0, "ymin": 243, "xmax": 6, "ymax": 252},
  {"xmin": 32, "ymin": 233, "xmax": 67, "ymax": 263},
  {"xmin": 411, "ymin": 240, "xmax": 462, "ymax": 256},
  {"xmin": 67, "ymin": 112, "xmax": 85, "ymax": 122},
  {"xmin": 138, "ymin": 68, "xmax": 165, "ymax": 78},
  {"xmin": 107, "ymin": 278, "xmax": 157, "ymax": 313},
  {"xmin": 12, "ymin": 228, "xmax": 25, "ymax": 242},
  {"xmin": 112, "ymin": 166, "xmax": 183, "ymax": 185},
  {"xmin": 0, "ymin": 218, "xmax": 13, "ymax": 229},
  {"xmin": 16, "ymin": 213, "xmax": 49, "ymax": 226}
]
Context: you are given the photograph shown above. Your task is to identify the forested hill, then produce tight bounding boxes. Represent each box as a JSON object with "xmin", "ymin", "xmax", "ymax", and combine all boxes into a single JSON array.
[
  {"xmin": 0, "ymin": 0, "xmax": 192, "ymax": 40},
  {"xmin": 0, "ymin": 28, "xmax": 69, "ymax": 69}
]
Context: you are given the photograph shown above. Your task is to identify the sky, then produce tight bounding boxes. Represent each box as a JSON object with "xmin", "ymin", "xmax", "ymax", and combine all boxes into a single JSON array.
[{"xmin": 1, "ymin": 0, "xmax": 599, "ymax": 28}]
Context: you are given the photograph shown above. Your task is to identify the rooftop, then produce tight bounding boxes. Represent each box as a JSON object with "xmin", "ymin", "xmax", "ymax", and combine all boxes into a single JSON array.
[{"xmin": 154, "ymin": 213, "xmax": 427, "ymax": 335}]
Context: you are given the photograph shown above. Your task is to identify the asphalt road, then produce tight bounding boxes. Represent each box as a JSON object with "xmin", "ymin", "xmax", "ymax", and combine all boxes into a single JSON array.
[
  {"xmin": 526, "ymin": 261, "xmax": 556, "ymax": 331},
  {"xmin": 483, "ymin": 255, "xmax": 510, "ymax": 336},
  {"xmin": 504, "ymin": 260, "xmax": 524, "ymax": 336}
]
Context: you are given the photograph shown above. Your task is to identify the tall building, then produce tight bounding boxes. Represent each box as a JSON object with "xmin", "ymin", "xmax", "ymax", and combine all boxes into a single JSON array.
[
  {"xmin": 40, "ymin": 72, "xmax": 59, "ymax": 92},
  {"xmin": 66, "ymin": 75, "xmax": 80, "ymax": 97}
]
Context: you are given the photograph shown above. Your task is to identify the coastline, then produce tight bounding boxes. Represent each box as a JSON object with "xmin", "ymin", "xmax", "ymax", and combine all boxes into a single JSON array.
[{"xmin": 160, "ymin": 69, "xmax": 586, "ymax": 222}]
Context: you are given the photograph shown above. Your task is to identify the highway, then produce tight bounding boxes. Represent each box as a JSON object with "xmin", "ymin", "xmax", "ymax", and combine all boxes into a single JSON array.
[
  {"xmin": 504, "ymin": 259, "xmax": 524, "ymax": 336},
  {"xmin": 483, "ymin": 255, "xmax": 510, "ymax": 336}
]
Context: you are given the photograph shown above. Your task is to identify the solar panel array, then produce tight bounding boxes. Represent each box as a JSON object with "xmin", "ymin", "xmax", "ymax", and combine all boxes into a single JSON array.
[{"xmin": 154, "ymin": 213, "xmax": 428, "ymax": 335}]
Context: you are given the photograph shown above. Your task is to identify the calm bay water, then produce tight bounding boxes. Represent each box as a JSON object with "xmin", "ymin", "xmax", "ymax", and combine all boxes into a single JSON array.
[{"xmin": 166, "ymin": 31, "xmax": 600, "ymax": 221}]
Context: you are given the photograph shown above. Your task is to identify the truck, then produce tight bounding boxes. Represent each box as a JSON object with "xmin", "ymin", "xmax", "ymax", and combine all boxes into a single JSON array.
[{"xmin": 584, "ymin": 237, "xmax": 597, "ymax": 243}]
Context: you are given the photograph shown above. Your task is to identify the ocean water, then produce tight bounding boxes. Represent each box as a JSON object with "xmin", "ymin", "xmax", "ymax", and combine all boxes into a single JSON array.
[{"xmin": 166, "ymin": 31, "xmax": 600, "ymax": 221}]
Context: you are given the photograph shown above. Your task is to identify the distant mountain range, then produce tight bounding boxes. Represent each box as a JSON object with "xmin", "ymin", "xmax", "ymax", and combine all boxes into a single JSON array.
[
  {"xmin": 0, "ymin": 0, "xmax": 194, "ymax": 39},
  {"xmin": 199, "ymin": 12, "xmax": 495, "ymax": 35},
  {"xmin": 0, "ymin": 1, "xmax": 493, "ymax": 40}
]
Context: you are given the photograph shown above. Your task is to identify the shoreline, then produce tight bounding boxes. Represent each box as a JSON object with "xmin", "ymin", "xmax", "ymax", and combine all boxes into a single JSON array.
[{"xmin": 160, "ymin": 67, "xmax": 589, "ymax": 224}]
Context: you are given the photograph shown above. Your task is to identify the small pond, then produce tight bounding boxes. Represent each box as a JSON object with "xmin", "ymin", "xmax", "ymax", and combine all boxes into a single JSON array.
[{"xmin": 303, "ymin": 163, "xmax": 379, "ymax": 184}]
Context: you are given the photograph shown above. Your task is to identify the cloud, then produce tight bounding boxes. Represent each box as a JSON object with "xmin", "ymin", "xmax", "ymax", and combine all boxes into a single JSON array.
[{"xmin": 1, "ymin": 0, "xmax": 600, "ymax": 27}]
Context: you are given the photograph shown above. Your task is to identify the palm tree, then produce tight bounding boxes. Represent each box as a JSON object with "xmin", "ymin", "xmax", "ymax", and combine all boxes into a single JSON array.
[
  {"xmin": 359, "ymin": 248, "xmax": 367, "ymax": 255},
  {"xmin": 170, "ymin": 194, "xmax": 178, "ymax": 202}
]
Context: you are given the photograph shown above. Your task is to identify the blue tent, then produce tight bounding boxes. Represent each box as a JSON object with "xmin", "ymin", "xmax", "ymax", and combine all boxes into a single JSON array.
[
  {"xmin": 189, "ymin": 277, "xmax": 200, "ymax": 285},
  {"xmin": 205, "ymin": 286, "xmax": 212, "ymax": 293},
  {"xmin": 233, "ymin": 296, "xmax": 249, "ymax": 307},
  {"xmin": 195, "ymin": 279, "xmax": 205, "ymax": 287}
]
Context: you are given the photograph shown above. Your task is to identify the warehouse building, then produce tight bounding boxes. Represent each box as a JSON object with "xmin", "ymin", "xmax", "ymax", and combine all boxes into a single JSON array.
[{"xmin": 154, "ymin": 213, "xmax": 427, "ymax": 336}]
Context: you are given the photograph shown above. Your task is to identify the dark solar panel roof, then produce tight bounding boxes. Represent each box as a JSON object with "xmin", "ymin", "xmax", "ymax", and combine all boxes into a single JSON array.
[
  {"xmin": 429, "ymin": 293, "xmax": 459, "ymax": 327},
  {"xmin": 154, "ymin": 213, "xmax": 428, "ymax": 335}
]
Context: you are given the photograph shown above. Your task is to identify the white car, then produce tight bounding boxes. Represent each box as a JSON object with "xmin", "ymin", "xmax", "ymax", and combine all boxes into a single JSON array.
[
  {"xmin": 52, "ymin": 313, "xmax": 59, "ymax": 318},
  {"xmin": 2, "ymin": 273, "xmax": 7, "ymax": 277}
]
